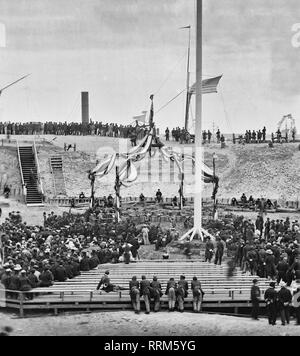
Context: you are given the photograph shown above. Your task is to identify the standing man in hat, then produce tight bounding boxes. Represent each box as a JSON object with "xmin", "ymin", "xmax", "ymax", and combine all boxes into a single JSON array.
[
  {"xmin": 129, "ymin": 276, "xmax": 140, "ymax": 314},
  {"xmin": 277, "ymin": 281, "xmax": 292, "ymax": 325},
  {"xmin": 177, "ymin": 275, "xmax": 188, "ymax": 312},
  {"xmin": 251, "ymin": 279, "xmax": 261, "ymax": 320},
  {"xmin": 150, "ymin": 276, "xmax": 162, "ymax": 312},
  {"xmin": 191, "ymin": 276, "xmax": 204, "ymax": 313},
  {"xmin": 140, "ymin": 275, "xmax": 151, "ymax": 314},
  {"xmin": 204, "ymin": 237, "xmax": 214, "ymax": 263},
  {"xmin": 264, "ymin": 282, "xmax": 278, "ymax": 325}
]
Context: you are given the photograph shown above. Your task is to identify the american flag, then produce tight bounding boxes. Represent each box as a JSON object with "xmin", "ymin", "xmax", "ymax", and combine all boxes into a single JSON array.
[{"xmin": 189, "ymin": 75, "xmax": 223, "ymax": 95}]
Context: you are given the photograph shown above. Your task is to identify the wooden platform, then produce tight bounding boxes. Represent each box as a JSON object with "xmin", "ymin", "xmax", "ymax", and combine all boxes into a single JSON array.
[{"xmin": 0, "ymin": 260, "xmax": 271, "ymax": 317}]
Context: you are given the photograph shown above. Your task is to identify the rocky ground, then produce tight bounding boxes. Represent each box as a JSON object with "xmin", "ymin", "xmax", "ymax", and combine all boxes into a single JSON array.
[{"xmin": 0, "ymin": 310, "xmax": 299, "ymax": 336}]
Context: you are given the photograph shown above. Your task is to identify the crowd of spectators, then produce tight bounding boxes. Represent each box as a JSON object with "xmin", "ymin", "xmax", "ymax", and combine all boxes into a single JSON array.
[
  {"xmin": 165, "ymin": 127, "xmax": 225, "ymax": 145},
  {"xmin": 0, "ymin": 121, "xmax": 149, "ymax": 140},
  {"xmin": 231, "ymin": 194, "xmax": 279, "ymax": 210},
  {"xmin": 235, "ymin": 126, "xmax": 297, "ymax": 144},
  {"xmin": 204, "ymin": 214, "xmax": 300, "ymax": 286},
  {"xmin": 0, "ymin": 208, "xmax": 176, "ymax": 298}
]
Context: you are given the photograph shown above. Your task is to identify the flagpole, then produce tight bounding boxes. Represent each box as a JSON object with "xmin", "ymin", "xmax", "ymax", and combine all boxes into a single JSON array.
[
  {"xmin": 193, "ymin": 0, "xmax": 203, "ymax": 238},
  {"xmin": 179, "ymin": 0, "xmax": 216, "ymax": 242}
]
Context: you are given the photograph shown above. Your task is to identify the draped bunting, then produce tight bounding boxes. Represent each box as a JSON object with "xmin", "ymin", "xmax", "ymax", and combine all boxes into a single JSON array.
[{"xmin": 91, "ymin": 95, "xmax": 219, "ymax": 196}]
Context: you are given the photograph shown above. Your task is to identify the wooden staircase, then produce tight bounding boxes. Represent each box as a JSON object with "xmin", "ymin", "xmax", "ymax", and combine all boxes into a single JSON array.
[
  {"xmin": 50, "ymin": 156, "xmax": 67, "ymax": 196},
  {"xmin": 18, "ymin": 145, "xmax": 43, "ymax": 206}
]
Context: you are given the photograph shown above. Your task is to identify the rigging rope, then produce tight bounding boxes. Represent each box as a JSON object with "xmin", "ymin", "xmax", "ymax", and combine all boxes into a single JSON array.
[
  {"xmin": 156, "ymin": 88, "xmax": 186, "ymax": 115},
  {"xmin": 219, "ymin": 87, "xmax": 233, "ymax": 133},
  {"xmin": 154, "ymin": 52, "xmax": 186, "ymax": 96},
  {"xmin": 65, "ymin": 93, "xmax": 81, "ymax": 122}
]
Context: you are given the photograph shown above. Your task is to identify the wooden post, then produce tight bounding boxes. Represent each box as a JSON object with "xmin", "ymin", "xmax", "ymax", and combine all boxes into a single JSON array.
[{"xmin": 19, "ymin": 292, "xmax": 24, "ymax": 318}]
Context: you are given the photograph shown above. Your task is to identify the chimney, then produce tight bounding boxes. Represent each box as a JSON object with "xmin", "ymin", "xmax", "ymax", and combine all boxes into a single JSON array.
[{"xmin": 81, "ymin": 92, "xmax": 89, "ymax": 124}]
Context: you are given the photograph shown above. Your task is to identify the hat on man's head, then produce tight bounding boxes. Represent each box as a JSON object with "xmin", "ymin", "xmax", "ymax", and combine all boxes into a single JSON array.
[
  {"xmin": 252, "ymin": 279, "xmax": 258, "ymax": 284},
  {"xmin": 14, "ymin": 264, "xmax": 22, "ymax": 271},
  {"xmin": 105, "ymin": 270, "xmax": 110, "ymax": 275},
  {"xmin": 279, "ymin": 281, "xmax": 287, "ymax": 287},
  {"xmin": 269, "ymin": 282, "xmax": 276, "ymax": 288}
]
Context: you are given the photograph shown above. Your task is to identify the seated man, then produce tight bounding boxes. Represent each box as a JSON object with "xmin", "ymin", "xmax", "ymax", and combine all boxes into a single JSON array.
[
  {"xmin": 139, "ymin": 193, "xmax": 145, "ymax": 203},
  {"xmin": 266, "ymin": 199, "xmax": 273, "ymax": 209},
  {"xmin": 231, "ymin": 197, "xmax": 238, "ymax": 206},
  {"xmin": 79, "ymin": 192, "xmax": 85, "ymax": 203},
  {"xmin": 107, "ymin": 194, "xmax": 114, "ymax": 207},
  {"xmin": 96, "ymin": 270, "xmax": 114, "ymax": 293},
  {"xmin": 172, "ymin": 196, "xmax": 178, "ymax": 207},
  {"xmin": 248, "ymin": 195, "xmax": 255, "ymax": 206},
  {"xmin": 240, "ymin": 193, "xmax": 247, "ymax": 206}
]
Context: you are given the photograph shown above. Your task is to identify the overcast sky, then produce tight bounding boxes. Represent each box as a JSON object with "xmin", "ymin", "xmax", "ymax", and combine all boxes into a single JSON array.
[{"xmin": 0, "ymin": 0, "xmax": 300, "ymax": 133}]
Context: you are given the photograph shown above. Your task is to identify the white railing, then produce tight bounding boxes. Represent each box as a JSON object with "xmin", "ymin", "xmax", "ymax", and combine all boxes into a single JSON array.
[
  {"xmin": 16, "ymin": 140, "xmax": 26, "ymax": 203},
  {"xmin": 33, "ymin": 140, "xmax": 44, "ymax": 198},
  {"xmin": 49, "ymin": 157, "xmax": 57, "ymax": 197}
]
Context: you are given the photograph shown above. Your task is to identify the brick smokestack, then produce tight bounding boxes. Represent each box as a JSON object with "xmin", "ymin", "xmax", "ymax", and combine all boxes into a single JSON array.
[{"xmin": 81, "ymin": 92, "xmax": 89, "ymax": 124}]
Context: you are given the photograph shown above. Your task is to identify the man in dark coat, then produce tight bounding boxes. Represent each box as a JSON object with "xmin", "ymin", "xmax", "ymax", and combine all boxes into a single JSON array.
[
  {"xmin": 1, "ymin": 268, "xmax": 12, "ymax": 289},
  {"xmin": 9, "ymin": 267, "xmax": 21, "ymax": 299},
  {"xmin": 251, "ymin": 279, "xmax": 261, "ymax": 320},
  {"xmin": 214, "ymin": 237, "xmax": 224, "ymax": 265},
  {"xmin": 129, "ymin": 276, "xmax": 140, "ymax": 314},
  {"xmin": 140, "ymin": 275, "xmax": 151, "ymax": 314},
  {"xmin": 39, "ymin": 266, "xmax": 54, "ymax": 287},
  {"xmin": 28, "ymin": 269, "xmax": 39, "ymax": 288},
  {"xmin": 54, "ymin": 262, "xmax": 67, "ymax": 282},
  {"xmin": 150, "ymin": 276, "xmax": 162, "ymax": 312},
  {"xmin": 89, "ymin": 252, "xmax": 100, "ymax": 269},
  {"xmin": 71, "ymin": 259, "xmax": 81, "ymax": 277},
  {"xmin": 96, "ymin": 270, "xmax": 114, "ymax": 293},
  {"xmin": 191, "ymin": 276, "xmax": 204, "ymax": 313},
  {"xmin": 277, "ymin": 257, "xmax": 289, "ymax": 284},
  {"xmin": 80, "ymin": 253, "xmax": 90, "ymax": 271},
  {"xmin": 177, "ymin": 275, "xmax": 188, "ymax": 312},
  {"xmin": 205, "ymin": 237, "xmax": 214, "ymax": 263},
  {"xmin": 264, "ymin": 282, "xmax": 278, "ymax": 325},
  {"xmin": 65, "ymin": 261, "xmax": 74, "ymax": 280},
  {"xmin": 277, "ymin": 281, "xmax": 292, "ymax": 325}
]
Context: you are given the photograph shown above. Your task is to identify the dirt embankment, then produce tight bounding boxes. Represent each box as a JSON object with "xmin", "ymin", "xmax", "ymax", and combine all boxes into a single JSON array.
[
  {"xmin": 0, "ymin": 146, "xmax": 21, "ymax": 191},
  {"xmin": 38, "ymin": 139, "xmax": 300, "ymax": 201},
  {"xmin": 2, "ymin": 136, "xmax": 299, "ymax": 201}
]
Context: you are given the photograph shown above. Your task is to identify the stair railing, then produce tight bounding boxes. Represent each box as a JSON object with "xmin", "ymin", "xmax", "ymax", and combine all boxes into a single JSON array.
[
  {"xmin": 49, "ymin": 157, "xmax": 58, "ymax": 197},
  {"xmin": 16, "ymin": 140, "xmax": 27, "ymax": 203},
  {"xmin": 33, "ymin": 140, "xmax": 44, "ymax": 200},
  {"xmin": 59, "ymin": 157, "xmax": 67, "ymax": 196}
]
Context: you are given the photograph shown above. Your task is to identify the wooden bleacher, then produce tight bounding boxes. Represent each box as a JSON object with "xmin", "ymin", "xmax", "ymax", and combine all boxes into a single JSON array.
[{"xmin": 1, "ymin": 261, "xmax": 271, "ymax": 317}]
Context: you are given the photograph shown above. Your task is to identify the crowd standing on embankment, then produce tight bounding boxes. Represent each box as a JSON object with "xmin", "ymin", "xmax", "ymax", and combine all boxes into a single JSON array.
[{"xmin": 0, "ymin": 121, "xmax": 150, "ymax": 140}]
